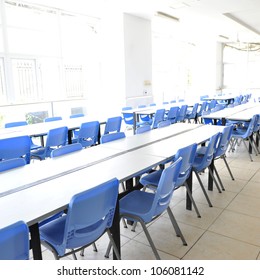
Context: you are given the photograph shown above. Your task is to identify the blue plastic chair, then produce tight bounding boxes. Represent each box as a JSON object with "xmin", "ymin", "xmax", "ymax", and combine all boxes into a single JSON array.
[
  {"xmin": 100, "ymin": 131, "xmax": 126, "ymax": 144},
  {"xmin": 176, "ymin": 105, "xmax": 188, "ymax": 122},
  {"xmin": 167, "ymin": 106, "xmax": 179, "ymax": 124},
  {"xmin": 51, "ymin": 143, "xmax": 82, "ymax": 157},
  {"xmin": 72, "ymin": 121, "xmax": 99, "ymax": 148},
  {"xmin": 151, "ymin": 109, "xmax": 165, "ymax": 129},
  {"xmin": 192, "ymin": 133, "xmax": 221, "ymax": 207},
  {"xmin": 0, "ymin": 135, "xmax": 31, "ymax": 164},
  {"xmin": 5, "ymin": 121, "xmax": 41, "ymax": 150},
  {"xmin": 0, "ymin": 158, "xmax": 26, "ymax": 172},
  {"xmin": 186, "ymin": 103, "xmax": 199, "ymax": 123},
  {"xmin": 0, "ymin": 221, "xmax": 29, "ymax": 260},
  {"xmin": 119, "ymin": 157, "xmax": 185, "ymax": 260},
  {"xmin": 44, "ymin": 116, "xmax": 62, "ymax": 122},
  {"xmin": 122, "ymin": 106, "xmax": 134, "ymax": 128},
  {"xmin": 70, "ymin": 113, "xmax": 84, "ymax": 118},
  {"xmin": 157, "ymin": 119, "xmax": 171, "ymax": 128},
  {"xmin": 39, "ymin": 178, "xmax": 120, "ymax": 260},
  {"xmin": 104, "ymin": 116, "xmax": 122, "ymax": 134},
  {"xmin": 207, "ymin": 100, "xmax": 217, "ymax": 110},
  {"xmin": 31, "ymin": 126, "xmax": 68, "ymax": 160},
  {"xmin": 196, "ymin": 101, "xmax": 208, "ymax": 123},
  {"xmin": 136, "ymin": 124, "xmax": 151, "ymax": 134},
  {"xmin": 139, "ymin": 143, "xmax": 200, "ymax": 218},
  {"xmin": 196, "ymin": 125, "xmax": 234, "ymax": 191},
  {"xmin": 229, "ymin": 114, "xmax": 259, "ymax": 161},
  {"xmin": 138, "ymin": 105, "xmax": 152, "ymax": 123}
]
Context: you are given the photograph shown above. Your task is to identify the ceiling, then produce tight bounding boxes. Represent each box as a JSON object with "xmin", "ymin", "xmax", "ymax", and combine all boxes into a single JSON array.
[{"xmin": 26, "ymin": 0, "xmax": 260, "ymax": 43}]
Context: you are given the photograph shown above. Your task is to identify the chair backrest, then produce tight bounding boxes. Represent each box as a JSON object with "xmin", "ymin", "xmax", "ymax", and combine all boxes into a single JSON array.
[
  {"xmin": 0, "ymin": 221, "xmax": 29, "ymax": 260},
  {"xmin": 70, "ymin": 113, "xmax": 84, "ymax": 118},
  {"xmin": 167, "ymin": 106, "xmax": 179, "ymax": 123},
  {"xmin": 44, "ymin": 126, "xmax": 68, "ymax": 157},
  {"xmin": 77, "ymin": 121, "xmax": 99, "ymax": 148},
  {"xmin": 122, "ymin": 107, "xmax": 134, "ymax": 125},
  {"xmin": 138, "ymin": 105, "xmax": 151, "ymax": 122},
  {"xmin": 151, "ymin": 109, "xmax": 165, "ymax": 129},
  {"xmin": 208, "ymin": 100, "xmax": 217, "ymax": 110},
  {"xmin": 176, "ymin": 105, "xmax": 188, "ymax": 122},
  {"xmin": 252, "ymin": 114, "xmax": 260, "ymax": 133},
  {"xmin": 101, "ymin": 132, "xmax": 126, "ymax": 144},
  {"xmin": 173, "ymin": 143, "xmax": 197, "ymax": 187},
  {"xmin": 188, "ymin": 103, "xmax": 199, "ymax": 118},
  {"xmin": 197, "ymin": 101, "xmax": 208, "ymax": 116},
  {"xmin": 238, "ymin": 115, "xmax": 258, "ymax": 138},
  {"xmin": 136, "ymin": 124, "xmax": 151, "ymax": 134},
  {"xmin": 0, "ymin": 158, "xmax": 26, "ymax": 172},
  {"xmin": 104, "ymin": 116, "xmax": 122, "ymax": 134},
  {"xmin": 0, "ymin": 135, "xmax": 31, "ymax": 164},
  {"xmin": 193, "ymin": 133, "xmax": 220, "ymax": 171},
  {"xmin": 158, "ymin": 119, "xmax": 171, "ymax": 128},
  {"xmin": 145, "ymin": 157, "xmax": 182, "ymax": 221},
  {"xmin": 55, "ymin": 178, "xmax": 119, "ymax": 256},
  {"xmin": 214, "ymin": 125, "xmax": 233, "ymax": 158},
  {"xmin": 44, "ymin": 116, "xmax": 62, "ymax": 122},
  {"xmin": 5, "ymin": 121, "xmax": 28, "ymax": 128},
  {"xmin": 51, "ymin": 143, "xmax": 82, "ymax": 158}
]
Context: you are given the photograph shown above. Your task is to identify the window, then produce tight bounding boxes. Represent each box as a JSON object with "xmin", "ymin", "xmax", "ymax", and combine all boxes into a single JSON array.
[
  {"xmin": 1, "ymin": 1, "xmax": 99, "ymax": 104},
  {"xmin": 64, "ymin": 64, "xmax": 84, "ymax": 98},
  {"xmin": 223, "ymin": 43, "xmax": 260, "ymax": 91},
  {"xmin": 11, "ymin": 59, "xmax": 38, "ymax": 102},
  {"xmin": 0, "ymin": 58, "xmax": 7, "ymax": 103}
]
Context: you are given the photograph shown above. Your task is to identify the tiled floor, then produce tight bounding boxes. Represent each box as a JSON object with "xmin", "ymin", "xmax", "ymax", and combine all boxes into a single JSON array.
[{"xmin": 40, "ymin": 139, "xmax": 260, "ymax": 260}]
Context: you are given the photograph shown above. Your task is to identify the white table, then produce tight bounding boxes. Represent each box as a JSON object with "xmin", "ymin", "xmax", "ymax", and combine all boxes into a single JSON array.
[
  {"xmin": 0, "ymin": 116, "xmax": 108, "ymax": 144},
  {"xmin": 0, "ymin": 122, "xmax": 225, "ymax": 260}
]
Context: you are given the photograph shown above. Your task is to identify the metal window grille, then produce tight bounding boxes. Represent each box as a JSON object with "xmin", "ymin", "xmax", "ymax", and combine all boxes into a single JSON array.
[
  {"xmin": 0, "ymin": 58, "xmax": 6, "ymax": 97},
  {"xmin": 64, "ymin": 65, "xmax": 84, "ymax": 98},
  {"xmin": 12, "ymin": 59, "xmax": 38, "ymax": 101}
]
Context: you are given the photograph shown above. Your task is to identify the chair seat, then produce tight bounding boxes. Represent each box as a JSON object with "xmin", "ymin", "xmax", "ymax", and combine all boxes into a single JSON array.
[
  {"xmin": 31, "ymin": 147, "xmax": 54, "ymax": 160},
  {"xmin": 120, "ymin": 190, "xmax": 156, "ymax": 222},
  {"xmin": 140, "ymin": 170, "xmax": 162, "ymax": 187},
  {"xmin": 40, "ymin": 216, "xmax": 66, "ymax": 246}
]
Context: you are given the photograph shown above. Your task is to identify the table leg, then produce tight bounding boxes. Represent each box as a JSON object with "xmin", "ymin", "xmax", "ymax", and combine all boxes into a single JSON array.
[
  {"xmin": 29, "ymin": 223, "xmax": 42, "ymax": 260},
  {"xmin": 111, "ymin": 198, "xmax": 121, "ymax": 260},
  {"xmin": 208, "ymin": 160, "xmax": 214, "ymax": 191},
  {"xmin": 133, "ymin": 112, "xmax": 137, "ymax": 135},
  {"xmin": 186, "ymin": 172, "xmax": 192, "ymax": 210}
]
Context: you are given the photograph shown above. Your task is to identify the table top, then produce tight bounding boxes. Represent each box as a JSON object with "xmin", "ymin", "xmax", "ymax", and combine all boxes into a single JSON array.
[
  {"xmin": 0, "ymin": 150, "xmax": 167, "ymax": 228},
  {"xmin": 0, "ymin": 116, "xmax": 107, "ymax": 140},
  {"xmin": 202, "ymin": 103, "xmax": 260, "ymax": 120}
]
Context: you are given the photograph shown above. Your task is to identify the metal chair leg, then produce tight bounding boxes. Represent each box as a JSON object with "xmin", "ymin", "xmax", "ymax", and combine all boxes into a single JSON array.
[
  {"xmin": 167, "ymin": 207, "xmax": 187, "ymax": 246},
  {"xmin": 222, "ymin": 155, "xmax": 235, "ymax": 180},
  {"xmin": 184, "ymin": 181, "xmax": 201, "ymax": 218},
  {"xmin": 193, "ymin": 170, "xmax": 213, "ymax": 207},
  {"xmin": 213, "ymin": 165, "xmax": 225, "ymax": 191},
  {"xmin": 208, "ymin": 167, "xmax": 222, "ymax": 193}
]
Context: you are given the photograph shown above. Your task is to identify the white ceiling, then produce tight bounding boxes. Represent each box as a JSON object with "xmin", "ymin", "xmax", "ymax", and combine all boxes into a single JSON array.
[{"xmin": 26, "ymin": 0, "xmax": 260, "ymax": 43}]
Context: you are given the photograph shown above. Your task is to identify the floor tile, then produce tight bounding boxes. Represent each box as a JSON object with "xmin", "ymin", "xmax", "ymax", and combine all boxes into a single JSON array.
[
  {"xmin": 209, "ymin": 210, "xmax": 260, "ymax": 247},
  {"xmin": 183, "ymin": 231, "xmax": 260, "ymax": 260}
]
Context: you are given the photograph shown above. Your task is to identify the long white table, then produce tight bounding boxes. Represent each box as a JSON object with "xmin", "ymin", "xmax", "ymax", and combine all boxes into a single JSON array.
[
  {"xmin": 0, "ymin": 122, "xmax": 225, "ymax": 260},
  {"xmin": 0, "ymin": 115, "xmax": 108, "ymax": 144},
  {"xmin": 202, "ymin": 102, "xmax": 260, "ymax": 125}
]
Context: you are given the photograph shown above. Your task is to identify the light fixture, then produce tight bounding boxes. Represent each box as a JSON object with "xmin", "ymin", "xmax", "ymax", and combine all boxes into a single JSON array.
[{"xmin": 156, "ymin": 11, "xmax": 180, "ymax": 22}]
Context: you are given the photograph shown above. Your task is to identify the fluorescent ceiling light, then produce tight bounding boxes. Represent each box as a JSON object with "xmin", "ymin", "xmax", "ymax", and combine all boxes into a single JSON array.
[
  {"xmin": 156, "ymin": 11, "xmax": 179, "ymax": 22},
  {"xmin": 224, "ymin": 13, "xmax": 260, "ymax": 36}
]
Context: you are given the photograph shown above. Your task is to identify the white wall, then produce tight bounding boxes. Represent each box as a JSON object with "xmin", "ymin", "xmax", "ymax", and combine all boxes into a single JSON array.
[{"xmin": 123, "ymin": 14, "xmax": 153, "ymax": 108}]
